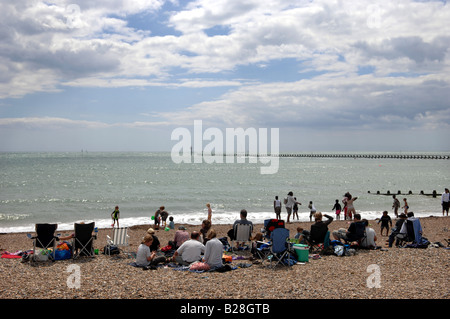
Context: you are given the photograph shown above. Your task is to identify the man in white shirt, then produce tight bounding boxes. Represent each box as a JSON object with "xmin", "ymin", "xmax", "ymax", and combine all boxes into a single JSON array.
[
  {"xmin": 442, "ymin": 188, "xmax": 449, "ymax": 216},
  {"xmin": 173, "ymin": 231, "xmax": 205, "ymax": 265}
]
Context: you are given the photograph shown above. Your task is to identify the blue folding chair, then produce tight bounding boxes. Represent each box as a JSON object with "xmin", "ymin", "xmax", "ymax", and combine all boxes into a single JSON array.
[{"xmin": 268, "ymin": 228, "xmax": 292, "ymax": 268}]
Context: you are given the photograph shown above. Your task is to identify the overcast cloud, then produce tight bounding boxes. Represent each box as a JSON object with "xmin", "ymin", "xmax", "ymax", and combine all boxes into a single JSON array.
[{"xmin": 0, "ymin": 0, "xmax": 449, "ymax": 152}]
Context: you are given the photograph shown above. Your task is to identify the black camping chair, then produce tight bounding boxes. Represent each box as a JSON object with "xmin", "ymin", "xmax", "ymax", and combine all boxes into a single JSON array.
[
  {"xmin": 72, "ymin": 222, "xmax": 96, "ymax": 259},
  {"xmin": 27, "ymin": 223, "xmax": 58, "ymax": 262}
]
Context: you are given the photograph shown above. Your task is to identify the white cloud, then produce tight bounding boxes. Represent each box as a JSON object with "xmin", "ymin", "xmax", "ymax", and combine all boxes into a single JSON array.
[{"xmin": 0, "ymin": 0, "xmax": 449, "ymax": 151}]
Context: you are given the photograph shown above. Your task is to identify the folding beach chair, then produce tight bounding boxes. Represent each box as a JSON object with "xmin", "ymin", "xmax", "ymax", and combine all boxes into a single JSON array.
[
  {"xmin": 106, "ymin": 227, "xmax": 130, "ymax": 257},
  {"xmin": 72, "ymin": 222, "xmax": 96, "ymax": 259},
  {"xmin": 27, "ymin": 223, "xmax": 58, "ymax": 263},
  {"xmin": 268, "ymin": 227, "xmax": 292, "ymax": 268},
  {"xmin": 309, "ymin": 230, "xmax": 330, "ymax": 254},
  {"xmin": 396, "ymin": 219, "xmax": 428, "ymax": 247},
  {"xmin": 232, "ymin": 223, "xmax": 252, "ymax": 250}
]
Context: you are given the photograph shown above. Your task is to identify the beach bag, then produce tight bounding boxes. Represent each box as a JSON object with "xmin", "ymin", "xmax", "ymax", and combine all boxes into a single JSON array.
[
  {"xmin": 55, "ymin": 242, "xmax": 72, "ymax": 260},
  {"xmin": 283, "ymin": 198, "xmax": 288, "ymax": 205},
  {"xmin": 334, "ymin": 245, "xmax": 345, "ymax": 257}
]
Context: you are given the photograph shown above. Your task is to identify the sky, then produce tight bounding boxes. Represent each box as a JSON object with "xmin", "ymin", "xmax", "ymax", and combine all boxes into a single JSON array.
[{"xmin": 0, "ymin": 0, "xmax": 449, "ymax": 153}]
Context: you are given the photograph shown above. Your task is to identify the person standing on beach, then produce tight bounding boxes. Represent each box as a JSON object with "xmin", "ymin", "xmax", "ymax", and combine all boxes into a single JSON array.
[
  {"xmin": 159, "ymin": 206, "xmax": 169, "ymax": 228},
  {"xmin": 332, "ymin": 199, "xmax": 342, "ymax": 220},
  {"xmin": 392, "ymin": 195, "xmax": 400, "ymax": 218},
  {"xmin": 377, "ymin": 211, "xmax": 392, "ymax": 236},
  {"xmin": 111, "ymin": 206, "xmax": 120, "ymax": 227},
  {"xmin": 442, "ymin": 188, "xmax": 449, "ymax": 216},
  {"xmin": 285, "ymin": 192, "xmax": 301, "ymax": 223},
  {"xmin": 308, "ymin": 201, "xmax": 316, "ymax": 222},
  {"xmin": 342, "ymin": 197, "xmax": 348, "ymax": 220},
  {"xmin": 274, "ymin": 196, "xmax": 282, "ymax": 220},
  {"xmin": 206, "ymin": 203, "xmax": 212, "ymax": 223},
  {"xmin": 344, "ymin": 192, "xmax": 357, "ymax": 220},
  {"xmin": 154, "ymin": 206, "xmax": 164, "ymax": 229},
  {"xmin": 402, "ymin": 198, "xmax": 409, "ymax": 214},
  {"xmin": 293, "ymin": 198, "xmax": 300, "ymax": 220}
]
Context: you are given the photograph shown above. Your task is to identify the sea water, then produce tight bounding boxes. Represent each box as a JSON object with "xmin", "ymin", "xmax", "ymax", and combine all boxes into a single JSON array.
[{"xmin": 0, "ymin": 151, "xmax": 449, "ymax": 233}]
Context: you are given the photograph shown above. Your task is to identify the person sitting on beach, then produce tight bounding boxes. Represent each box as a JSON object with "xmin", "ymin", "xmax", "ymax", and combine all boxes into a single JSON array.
[
  {"xmin": 173, "ymin": 226, "xmax": 190, "ymax": 248},
  {"xmin": 377, "ymin": 211, "xmax": 392, "ymax": 236},
  {"xmin": 332, "ymin": 213, "xmax": 365, "ymax": 245},
  {"xmin": 387, "ymin": 213, "xmax": 407, "ymax": 247},
  {"xmin": 200, "ymin": 219, "xmax": 212, "ymax": 245},
  {"xmin": 250, "ymin": 232, "xmax": 265, "ymax": 257},
  {"xmin": 294, "ymin": 227, "xmax": 310, "ymax": 244},
  {"xmin": 202, "ymin": 229, "xmax": 223, "ymax": 270},
  {"xmin": 309, "ymin": 212, "xmax": 333, "ymax": 245},
  {"xmin": 135, "ymin": 234, "xmax": 166, "ymax": 269},
  {"xmin": 172, "ymin": 231, "xmax": 205, "ymax": 266},
  {"xmin": 228, "ymin": 209, "xmax": 253, "ymax": 248},
  {"xmin": 168, "ymin": 216, "xmax": 175, "ymax": 230},
  {"xmin": 360, "ymin": 219, "xmax": 377, "ymax": 249},
  {"xmin": 146, "ymin": 228, "xmax": 160, "ymax": 252}
]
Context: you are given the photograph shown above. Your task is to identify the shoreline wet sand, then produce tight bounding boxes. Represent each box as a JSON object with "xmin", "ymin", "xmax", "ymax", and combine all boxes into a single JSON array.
[{"xmin": 1, "ymin": 216, "xmax": 449, "ymax": 300}]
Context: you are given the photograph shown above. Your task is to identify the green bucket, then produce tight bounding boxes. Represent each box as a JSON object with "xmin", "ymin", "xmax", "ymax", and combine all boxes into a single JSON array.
[{"xmin": 293, "ymin": 244, "xmax": 309, "ymax": 262}]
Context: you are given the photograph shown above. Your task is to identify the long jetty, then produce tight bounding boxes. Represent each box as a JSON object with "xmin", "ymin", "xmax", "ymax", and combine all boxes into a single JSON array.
[
  {"xmin": 199, "ymin": 152, "xmax": 449, "ymax": 159},
  {"xmin": 275, "ymin": 153, "xmax": 449, "ymax": 159}
]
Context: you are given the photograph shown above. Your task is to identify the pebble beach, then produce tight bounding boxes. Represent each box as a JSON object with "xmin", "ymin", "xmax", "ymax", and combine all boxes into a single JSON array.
[{"xmin": 1, "ymin": 216, "xmax": 449, "ymax": 301}]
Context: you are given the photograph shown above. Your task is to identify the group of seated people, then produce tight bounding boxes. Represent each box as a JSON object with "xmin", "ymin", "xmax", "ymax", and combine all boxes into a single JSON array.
[
  {"xmin": 135, "ymin": 208, "xmax": 424, "ymax": 269},
  {"xmin": 292, "ymin": 211, "xmax": 423, "ymax": 250},
  {"xmin": 135, "ymin": 224, "xmax": 226, "ymax": 270}
]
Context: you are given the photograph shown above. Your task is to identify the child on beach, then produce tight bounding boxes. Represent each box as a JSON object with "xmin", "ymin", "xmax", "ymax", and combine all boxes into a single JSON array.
[
  {"xmin": 168, "ymin": 216, "xmax": 175, "ymax": 230},
  {"xmin": 111, "ymin": 206, "xmax": 120, "ymax": 227},
  {"xmin": 377, "ymin": 211, "xmax": 392, "ymax": 236},
  {"xmin": 402, "ymin": 198, "xmax": 409, "ymax": 214},
  {"xmin": 274, "ymin": 196, "xmax": 282, "ymax": 220},
  {"xmin": 206, "ymin": 203, "xmax": 212, "ymax": 223},
  {"xmin": 332, "ymin": 199, "xmax": 342, "ymax": 220},
  {"xmin": 294, "ymin": 227, "xmax": 309, "ymax": 244},
  {"xmin": 293, "ymin": 198, "xmax": 299, "ymax": 220}
]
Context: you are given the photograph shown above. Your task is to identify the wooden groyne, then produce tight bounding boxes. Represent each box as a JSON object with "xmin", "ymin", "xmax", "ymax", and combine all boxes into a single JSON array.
[{"xmin": 368, "ymin": 190, "xmax": 441, "ymax": 197}]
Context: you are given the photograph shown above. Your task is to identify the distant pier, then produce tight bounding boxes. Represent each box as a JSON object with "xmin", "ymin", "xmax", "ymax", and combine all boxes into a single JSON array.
[
  {"xmin": 201, "ymin": 153, "xmax": 450, "ymax": 160},
  {"xmin": 275, "ymin": 153, "xmax": 450, "ymax": 160}
]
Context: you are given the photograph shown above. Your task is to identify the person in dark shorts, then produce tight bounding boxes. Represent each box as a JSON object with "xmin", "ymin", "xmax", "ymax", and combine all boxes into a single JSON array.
[{"xmin": 377, "ymin": 210, "xmax": 392, "ymax": 236}]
